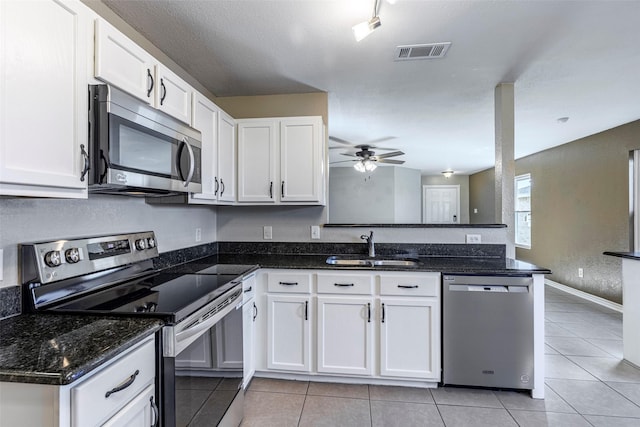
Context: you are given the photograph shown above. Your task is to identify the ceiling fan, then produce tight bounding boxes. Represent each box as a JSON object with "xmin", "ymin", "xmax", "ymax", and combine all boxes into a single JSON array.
[{"xmin": 329, "ymin": 136, "xmax": 405, "ymax": 172}]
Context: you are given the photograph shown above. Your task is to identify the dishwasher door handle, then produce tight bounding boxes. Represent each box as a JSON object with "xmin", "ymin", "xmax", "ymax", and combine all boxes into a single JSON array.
[{"xmin": 448, "ymin": 284, "xmax": 509, "ymax": 292}]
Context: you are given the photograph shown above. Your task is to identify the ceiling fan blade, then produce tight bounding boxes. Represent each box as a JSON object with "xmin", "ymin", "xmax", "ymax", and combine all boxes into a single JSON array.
[
  {"xmin": 330, "ymin": 160, "xmax": 357, "ymax": 164},
  {"xmin": 367, "ymin": 136, "xmax": 396, "ymax": 145},
  {"xmin": 376, "ymin": 159, "xmax": 405, "ymax": 164},
  {"xmin": 329, "ymin": 136, "xmax": 355, "ymax": 145},
  {"xmin": 340, "ymin": 153, "xmax": 359, "ymax": 158},
  {"xmin": 374, "ymin": 151, "xmax": 405, "ymax": 159}
]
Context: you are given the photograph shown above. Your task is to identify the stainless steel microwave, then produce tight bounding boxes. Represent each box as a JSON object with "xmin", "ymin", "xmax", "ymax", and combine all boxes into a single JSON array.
[{"xmin": 87, "ymin": 84, "xmax": 202, "ymax": 196}]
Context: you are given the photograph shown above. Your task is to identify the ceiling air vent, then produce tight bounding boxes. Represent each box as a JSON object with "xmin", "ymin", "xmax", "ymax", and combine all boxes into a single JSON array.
[{"xmin": 394, "ymin": 42, "xmax": 451, "ymax": 61}]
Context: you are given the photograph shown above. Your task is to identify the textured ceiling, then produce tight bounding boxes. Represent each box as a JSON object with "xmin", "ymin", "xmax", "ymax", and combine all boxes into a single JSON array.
[{"xmin": 103, "ymin": 0, "xmax": 640, "ymax": 175}]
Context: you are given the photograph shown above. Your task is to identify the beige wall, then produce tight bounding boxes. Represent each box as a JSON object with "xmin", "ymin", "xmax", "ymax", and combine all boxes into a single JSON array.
[
  {"xmin": 215, "ymin": 93, "xmax": 328, "ymax": 125},
  {"xmin": 469, "ymin": 168, "xmax": 496, "ymax": 224},
  {"xmin": 470, "ymin": 120, "xmax": 640, "ymax": 303}
]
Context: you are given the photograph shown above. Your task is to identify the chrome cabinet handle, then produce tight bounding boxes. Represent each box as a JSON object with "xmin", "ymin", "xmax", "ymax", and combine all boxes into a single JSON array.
[
  {"xmin": 146, "ymin": 69, "xmax": 154, "ymax": 98},
  {"xmin": 397, "ymin": 285, "xmax": 419, "ymax": 289},
  {"xmin": 105, "ymin": 369, "xmax": 139, "ymax": 398},
  {"xmin": 160, "ymin": 79, "xmax": 167, "ymax": 105},
  {"xmin": 279, "ymin": 281, "xmax": 298, "ymax": 286},
  {"xmin": 381, "ymin": 303, "xmax": 386, "ymax": 323},
  {"xmin": 334, "ymin": 283, "xmax": 354, "ymax": 287},
  {"xmin": 80, "ymin": 144, "xmax": 89, "ymax": 182},
  {"xmin": 150, "ymin": 395, "xmax": 159, "ymax": 427}
]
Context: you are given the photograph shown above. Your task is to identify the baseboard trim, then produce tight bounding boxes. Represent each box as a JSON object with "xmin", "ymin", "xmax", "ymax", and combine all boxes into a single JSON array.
[{"xmin": 545, "ymin": 278, "xmax": 623, "ymax": 313}]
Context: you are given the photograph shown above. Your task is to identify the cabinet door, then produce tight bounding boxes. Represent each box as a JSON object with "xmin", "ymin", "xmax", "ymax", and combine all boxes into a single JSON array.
[
  {"xmin": 317, "ymin": 296, "xmax": 373, "ymax": 376},
  {"xmin": 215, "ymin": 304, "xmax": 243, "ymax": 369},
  {"xmin": 280, "ymin": 117, "xmax": 323, "ymax": 203},
  {"xmin": 175, "ymin": 331, "xmax": 213, "ymax": 369},
  {"xmin": 155, "ymin": 63, "xmax": 192, "ymax": 124},
  {"xmin": 379, "ymin": 298, "xmax": 440, "ymax": 380},
  {"xmin": 101, "ymin": 384, "xmax": 157, "ymax": 427},
  {"xmin": 0, "ymin": 0, "xmax": 89, "ymax": 197},
  {"xmin": 267, "ymin": 294, "xmax": 311, "ymax": 372},
  {"xmin": 94, "ymin": 18, "xmax": 155, "ymax": 104},
  {"xmin": 218, "ymin": 110, "xmax": 237, "ymax": 203},
  {"xmin": 237, "ymin": 120, "xmax": 277, "ymax": 203},
  {"xmin": 191, "ymin": 92, "xmax": 219, "ymax": 201},
  {"xmin": 243, "ymin": 299, "xmax": 256, "ymax": 388}
]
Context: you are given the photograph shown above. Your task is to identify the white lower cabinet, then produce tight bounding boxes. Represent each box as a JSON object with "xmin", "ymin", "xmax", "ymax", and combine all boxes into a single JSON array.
[
  {"xmin": 258, "ymin": 270, "xmax": 442, "ymax": 384},
  {"xmin": 266, "ymin": 294, "xmax": 312, "ymax": 372},
  {"xmin": 317, "ymin": 296, "xmax": 373, "ymax": 376},
  {"xmin": 0, "ymin": 336, "xmax": 156, "ymax": 427},
  {"xmin": 379, "ymin": 298, "xmax": 440, "ymax": 379}
]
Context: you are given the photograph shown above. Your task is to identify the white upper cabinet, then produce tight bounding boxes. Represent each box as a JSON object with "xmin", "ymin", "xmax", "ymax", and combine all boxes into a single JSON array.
[
  {"xmin": 94, "ymin": 18, "xmax": 155, "ymax": 105},
  {"xmin": 0, "ymin": 0, "xmax": 90, "ymax": 198},
  {"xmin": 217, "ymin": 110, "xmax": 237, "ymax": 203},
  {"xmin": 155, "ymin": 63, "xmax": 192, "ymax": 124},
  {"xmin": 94, "ymin": 19, "xmax": 192, "ymax": 124},
  {"xmin": 189, "ymin": 93, "xmax": 236, "ymax": 204},
  {"xmin": 237, "ymin": 117, "xmax": 325, "ymax": 205}
]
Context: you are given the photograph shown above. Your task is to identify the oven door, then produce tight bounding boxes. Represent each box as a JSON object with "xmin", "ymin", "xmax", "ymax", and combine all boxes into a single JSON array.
[{"xmin": 161, "ymin": 287, "xmax": 244, "ymax": 427}]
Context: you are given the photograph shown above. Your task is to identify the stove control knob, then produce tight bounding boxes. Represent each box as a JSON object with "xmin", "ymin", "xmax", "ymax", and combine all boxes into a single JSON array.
[
  {"xmin": 135, "ymin": 239, "xmax": 147, "ymax": 251},
  {"xmin": 146, "ymin": 237, "xmax": 156, "ymax": 249},
  {"xmin": 44, "ymin": 251, "xmax": 62, "ymax": 267},
  {"xmin": 65, "ymin": 248, "xmax": 80, "ymax": 264}
]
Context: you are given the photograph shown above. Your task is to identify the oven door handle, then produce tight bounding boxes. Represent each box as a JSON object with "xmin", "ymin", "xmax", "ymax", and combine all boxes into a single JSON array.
[{"xmin": 171, "ymin": 294, "xmax": 239, "ymax": 356}]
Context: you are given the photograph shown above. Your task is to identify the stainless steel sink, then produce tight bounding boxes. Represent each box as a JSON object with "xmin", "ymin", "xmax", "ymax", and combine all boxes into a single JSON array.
[{"xmin": 325, "ymin": 256, "xmax": 419, "ymax": 267}]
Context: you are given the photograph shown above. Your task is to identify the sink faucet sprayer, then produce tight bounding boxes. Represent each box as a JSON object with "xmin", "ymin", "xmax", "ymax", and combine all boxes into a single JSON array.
[{"xmin": 361, "ymin": 231, "xmax": 375, "ymax": 258}]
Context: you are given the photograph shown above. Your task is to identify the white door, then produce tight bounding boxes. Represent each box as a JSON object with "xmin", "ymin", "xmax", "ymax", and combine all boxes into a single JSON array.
[
  {"xmin": 280, "ymin": 117, "xmax": 322, "ymax": 203},
  {"xmin": 218, "ymin": 110, "xmax": 236, "ymax": 202},
  {"xmin": 237, "ymin": 120, "xmax": 277, "ymax": 203},
  {"xmin": 379, "ymin": 298, "xmax": 440, "ymax": 380},
  {"xmin": 317, "ymin": 296, "xmax": 373, "ymax": 376},
  {"xmin": 423, "ymin": 185, "xmax": 460, "ymax": 223},
  {"xmin": 1, "ymin": 0, "xmax": 89, "ymax": 197},
  {"xmin": 267, "ymin": 294, "xmax": 311, "ymax": 372}
]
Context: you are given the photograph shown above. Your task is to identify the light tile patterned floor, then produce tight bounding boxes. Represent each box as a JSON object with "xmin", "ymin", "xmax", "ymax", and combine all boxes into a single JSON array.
[{"xmin": 240, "ymin": 285, "xmax": 640, "ymax": 426}]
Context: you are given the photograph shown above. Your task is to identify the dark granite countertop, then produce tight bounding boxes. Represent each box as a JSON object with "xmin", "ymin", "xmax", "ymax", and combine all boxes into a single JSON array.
[
  {"xmin": 0, "ymin": 314, "xmax": 162, "ymax": 385},
  {"xmin": 180, "ymin": 253, "xmax": 550, "ymax": 275},
  {"xmin": 604, "ymin": 251, "xmax": 640, "ymax": 261}
]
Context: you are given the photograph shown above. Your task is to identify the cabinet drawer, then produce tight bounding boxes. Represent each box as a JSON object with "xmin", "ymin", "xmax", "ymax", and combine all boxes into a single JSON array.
[
  {"xmin": 72, "ymin": 337, "xmax": 155, "ymax": 426},
  {"xmin": 379, "ymin": 273, "xmax": 440, "ymax": 297},
  {"xmin": 267, "ymin": 272, "xmax": 312, "ymax": 293},
  {"xmin": 317, "ymin": 273, "xmax": 373, "ymax": 295}
]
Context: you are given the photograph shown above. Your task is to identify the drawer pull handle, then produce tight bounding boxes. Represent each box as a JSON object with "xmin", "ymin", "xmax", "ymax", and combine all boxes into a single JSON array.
[
  {"xmin": 397, "ymin": 285, "xmax": 419, "ymax": 289},
  {"xmin": 105, "ymin": 369, "xmax": 139, "ymax": 398},
  {"xmin": 367, "ymin": 302, "xmax": 371, "ymax": 323},
  {"xmin": 334, "ymin": 283, "xmax": 354, "ymax": 287},
  {"xmin": 381, "ymin": 303, "xmax": 386, "ymax": 323},
  {"xmin": 305, "ymin": 300, "xmax": 308, "ymax": 320},
  {"xmin": 279, "ymin": 281, "xmax": 298, "ymax": 286},
  {"xmin": 244, "ymin": 286, "xmax": 253, "ymax": 293}
]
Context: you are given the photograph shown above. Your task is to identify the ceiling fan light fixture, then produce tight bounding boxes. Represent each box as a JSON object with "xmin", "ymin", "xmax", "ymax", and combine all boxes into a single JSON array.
[
  {"xmin": 442, "ymin": 170, "xmax": 454, "ymax": 178},
  {"xmin": 353, "ymin": 16, "xmax": 381, "ymax": 42},
  {"xmin": 354, "ymin": 159, "xmax": 378, "ymax": 172}
]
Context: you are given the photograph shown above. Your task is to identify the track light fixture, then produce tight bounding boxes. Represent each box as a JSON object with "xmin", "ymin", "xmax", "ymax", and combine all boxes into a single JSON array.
[{"xmin": 353, "ymin": 0, "xmax": 382, "ymax": 42}]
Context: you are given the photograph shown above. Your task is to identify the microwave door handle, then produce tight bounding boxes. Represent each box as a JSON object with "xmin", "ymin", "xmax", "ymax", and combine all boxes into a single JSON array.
[{"xmin": 180, "ymin": 137, "xmax": 196, "ymax": 187}]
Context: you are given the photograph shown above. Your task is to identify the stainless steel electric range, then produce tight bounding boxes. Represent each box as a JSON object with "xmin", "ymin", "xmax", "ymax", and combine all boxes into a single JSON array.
[{"xmin": 20, "ymin": 231, "xmax": 257, "ymax": 427}]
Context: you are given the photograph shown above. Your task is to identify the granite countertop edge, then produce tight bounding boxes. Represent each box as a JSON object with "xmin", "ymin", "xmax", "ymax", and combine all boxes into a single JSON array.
[
  {"xmin": 603, "ymin": 251, "xmax": 640, "ymax": 261},
  {"xmin": 0, "ymin": 315, "xmax": 162, "ymax": 386}
]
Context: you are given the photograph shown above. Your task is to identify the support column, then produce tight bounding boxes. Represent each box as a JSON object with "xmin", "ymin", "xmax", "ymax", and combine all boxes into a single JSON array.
[{"xmin": 495, "ymin": 83, "xmax": 515, "ymax": 258}]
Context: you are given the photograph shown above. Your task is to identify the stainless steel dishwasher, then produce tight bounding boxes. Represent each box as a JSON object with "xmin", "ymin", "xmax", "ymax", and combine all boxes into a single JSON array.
[{"xmin": 442, "ymin": 274, "xmax": 534, "ymax": 390}]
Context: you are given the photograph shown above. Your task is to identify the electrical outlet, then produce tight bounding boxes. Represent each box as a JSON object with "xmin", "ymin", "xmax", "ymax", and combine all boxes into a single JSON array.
[
  {"xmin": 195, "ymin": 228, "xmax": 202, "ymax": 242},
  {"xmin": 466, "ymin": 234, "xmax": 481, "ymax": 244},
  {"xmin": 311, "ymin": 225, "xmax": 320, "ymax": 239},
  {"xmin": 474, "ymin": 208, "xmax": 478, "ymax": 214},
  {"xmin": 263, "ymin": 226, "xmax": 273, "ymax": 240},
  {"xmin": 578, "ymin": 268, "xmax": 584, "ymax": 278}
]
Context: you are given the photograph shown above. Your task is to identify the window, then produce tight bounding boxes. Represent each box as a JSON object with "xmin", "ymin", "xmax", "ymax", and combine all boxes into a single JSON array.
[{"xmin": 515, "ymin": 174, "xmax": 531, "ymax": 248}]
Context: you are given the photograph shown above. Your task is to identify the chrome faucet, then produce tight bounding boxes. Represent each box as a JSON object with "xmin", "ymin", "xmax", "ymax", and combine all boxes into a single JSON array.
[{"xmin": 361, "ymin": 231, "xmax": 375, "ymax": 258}]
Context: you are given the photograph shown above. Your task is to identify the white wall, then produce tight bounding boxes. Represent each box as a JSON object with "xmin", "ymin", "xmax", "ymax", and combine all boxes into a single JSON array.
[
  {"xmin": 394, "ymin": 167, "xmax": 421, "ymax": 223},
  {"xmin": 0, "ymin": 196, "xmax": 217, "ymax": 288}
]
